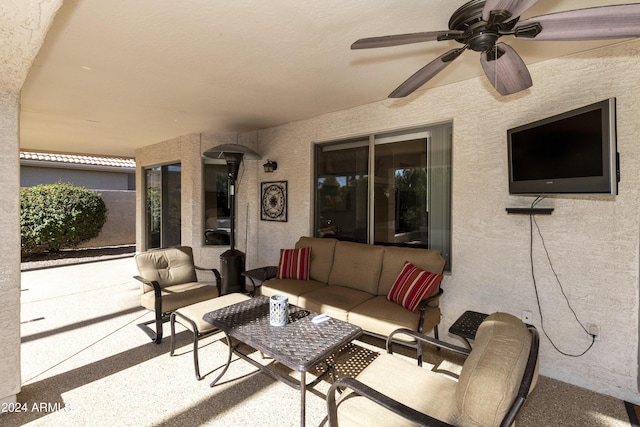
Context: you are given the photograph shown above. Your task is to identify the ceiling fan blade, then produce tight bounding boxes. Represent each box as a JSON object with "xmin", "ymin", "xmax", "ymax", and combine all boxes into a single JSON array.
[
  {"xmin": 480, "ymin": 43, "xmax": 532, "ymax": 96},
  {"xmin": 389, "ymin": 48, "xmax": 466, "ymax": 98},
  {"xmin": 514, "ymin": 4, "xmax": 640, "ymax": 41},
  {"xmin": 351, "ymin": 30, "xmax": 464, "ymax": 49},
  {"xmin": 482, "ymin": 0, "xmax": 540, "ymax": 23}
]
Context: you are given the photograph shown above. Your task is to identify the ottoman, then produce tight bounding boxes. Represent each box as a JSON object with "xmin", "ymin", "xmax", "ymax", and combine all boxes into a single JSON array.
[{"xmin": 170, "ymin": 293, "xmax": 251, "ymax": 380}]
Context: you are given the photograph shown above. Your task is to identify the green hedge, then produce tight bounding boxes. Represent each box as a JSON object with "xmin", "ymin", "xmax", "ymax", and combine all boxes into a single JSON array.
[{"xmin": 21, "ymin": 183, "xmax": 108, "ymax": 258}]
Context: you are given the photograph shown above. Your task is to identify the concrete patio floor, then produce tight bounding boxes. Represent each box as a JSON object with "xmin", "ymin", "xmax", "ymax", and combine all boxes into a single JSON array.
[
  {"xmin": 1, "ymin": 256, "xmax": 635, "ymax": 426},
  {"xmin": 13, "ymin": 256, "xmax": 327, "ymax": 426}
]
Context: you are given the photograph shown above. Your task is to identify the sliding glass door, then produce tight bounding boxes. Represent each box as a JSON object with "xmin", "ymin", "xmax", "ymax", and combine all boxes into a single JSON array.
[
  {"xmin": 145, "ymin": 163, "xmax": 181, "ymax": 249},
  {"xmin": 314, "ymin": 124, "xmax": 452, "ymax": 269}
]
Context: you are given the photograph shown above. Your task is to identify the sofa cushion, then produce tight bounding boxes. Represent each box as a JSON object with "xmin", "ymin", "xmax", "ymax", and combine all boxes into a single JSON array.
[
  {"xmin": 348, "ymin": 296, "xmax": 441, "ymax": 340},
  {"xmin": 295, "ymin": 236, "xmax": 337, "ymax": 283},
  {"xmin": 328, "ymin": 241, "xmax": 384, "ymax": 294},
  {"xmin": 336, "ymin": 353, "xmax": 458, "ymax": 426},
  {"xmin": 388, "ymin": 262, "xmax": 443, "ymax": 313},
  {"xmin": 378, "ymin": 245, "xmax": 446, "ymax": 296},
  {"xmin": 276, "ymin": 247, "xmax": 311, "ymax": 280},
  {"xmin": 260, "ymin": 278, "xmax": 326, "ymax": 306},
  {"xmin": 452, "ymin": 312, "xmax": 532, "ymax": 427},
  {"xmin": 298, "ymin": 286, "xmax": 374, "ymax": 322}
]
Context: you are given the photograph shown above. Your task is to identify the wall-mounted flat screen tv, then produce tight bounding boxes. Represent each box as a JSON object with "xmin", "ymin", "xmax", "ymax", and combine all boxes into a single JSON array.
[{"xmin": 508, "ymin": 98, "xmax": 618, "ymax": 195}]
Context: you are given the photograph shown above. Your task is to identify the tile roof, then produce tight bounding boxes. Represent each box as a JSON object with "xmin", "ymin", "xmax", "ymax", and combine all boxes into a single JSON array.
[{"xmin": 20, "ymin": 151, "xmax": 135, "ymax": 169}]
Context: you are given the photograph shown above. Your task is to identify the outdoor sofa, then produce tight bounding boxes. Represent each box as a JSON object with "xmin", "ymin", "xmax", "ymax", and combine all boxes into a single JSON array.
[{"xmin": 261, "ymin": 236, "xmax": 446, "ymax": 344}]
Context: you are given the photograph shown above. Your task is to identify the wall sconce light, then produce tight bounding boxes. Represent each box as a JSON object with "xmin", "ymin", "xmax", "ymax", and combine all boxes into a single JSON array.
[{"xmin": 263, "ymin": 159, "xmax": 278, "ymax": 173}]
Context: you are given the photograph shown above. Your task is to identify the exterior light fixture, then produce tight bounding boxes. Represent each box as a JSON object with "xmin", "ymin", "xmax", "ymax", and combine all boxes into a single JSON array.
[{"xmin": 263, "ymin": 159, "xmax": 278, "ymax": 173}]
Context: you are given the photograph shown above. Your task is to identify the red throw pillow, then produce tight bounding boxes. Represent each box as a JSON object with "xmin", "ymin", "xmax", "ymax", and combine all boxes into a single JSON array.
[
  {"xmin": 276, "ymin": 247, "xmax": 311, "ymax": 280},
  {"xmin": 388, "ymin": 261, "xmax": 443, "ymax": 313}
]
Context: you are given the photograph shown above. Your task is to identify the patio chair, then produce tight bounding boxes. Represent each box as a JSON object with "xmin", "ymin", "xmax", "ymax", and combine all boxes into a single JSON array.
[
  {"xmin": 134, "ymin": 246, "xmax": 221, "ymax": 344},
  {"xmin": 327, "ymin": 312, "xmax": 539, "ymax": 427}
]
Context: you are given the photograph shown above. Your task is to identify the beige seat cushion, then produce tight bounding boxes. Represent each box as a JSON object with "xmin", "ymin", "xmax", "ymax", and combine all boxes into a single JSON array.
[
  {"xmin": 348, "ymin": 296, "xmax": 441, "ymax": 339},
  {"xmin": 328, "ymin": 241, "xmax": 384, "ymax": 295},
  {"xmin": 134, "ymin": 246, "xmax": 198, "ymax": 293},
  {"xmin": 140, "ymin": 281, "xmax": 219, "ymax": 313},
  {"xmin": 295, "ymin": 236, "xmax": 337, "ymax": 283},
  {"xmin": 175, "ymin": 293, "xmax": 250, "ymax": 333},
  {"xmin": 298, "ymin": 286, "xmax": 374, "ymax": 322},
  {"xmin": 451, "ymin": 312, "xmax": 532, "ymax": 427},
  {"xmin": 336, "ymin": 353, "xmax": 458, "ymax": 427},
  {"xmin": 260, "ymin": 278, "xmax": 326, "ymax": 306}
]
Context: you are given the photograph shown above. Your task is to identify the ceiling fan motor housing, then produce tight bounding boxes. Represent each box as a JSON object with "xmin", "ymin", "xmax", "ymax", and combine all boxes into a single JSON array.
[{"xmin": 450, "ymin": 0, "xmax": 518, "ymax": 53}]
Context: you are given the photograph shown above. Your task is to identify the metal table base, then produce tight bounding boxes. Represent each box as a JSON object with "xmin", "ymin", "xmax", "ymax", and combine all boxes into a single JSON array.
[{"xmin": 203, "ymin": 296, "xmax": 362, "ymax": 426}]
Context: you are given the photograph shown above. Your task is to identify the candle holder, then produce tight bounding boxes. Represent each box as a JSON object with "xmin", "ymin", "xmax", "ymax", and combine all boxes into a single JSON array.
[{"xmin": 269, "ymin": 294, "xmax": 289, "ymax": 326}]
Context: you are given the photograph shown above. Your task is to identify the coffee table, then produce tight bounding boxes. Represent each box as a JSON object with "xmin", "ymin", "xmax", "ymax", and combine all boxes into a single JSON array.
[{"xmin": 203, "ymin": 295, "xmax": 362, "ymax": 427}]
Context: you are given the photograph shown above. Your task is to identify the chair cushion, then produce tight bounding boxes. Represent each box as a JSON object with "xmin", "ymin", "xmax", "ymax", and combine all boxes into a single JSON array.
[
  {"xmin": 260, "ymin": 278, "xmax": 326, "ymax": 306},
  {"xmin": 140, "ymin": 281, "xmax": 219, "ymax": 313},
  {"xmin": 452, "ymin": 312, "xmax": 532, "ymax": 427},
  {"xmin": 348, "ymin": 296, "xmax": 441, "ymax": 340},
  {"xmin": 135, "ymin": 246, "xmax": 197, "ymax": 292},
  {"xmin": 276, "ymin": 247, "xmax": 311, "ymax": 280},
  {"xmin": 387, "ymin": 262, "xmax": 443, "ymax": 313},
  {"xmin": 337, "ymin": 353, "xmax": 458, "ymax": 427},
  {"xmin": 175, "ymin": 293, "xmax": 250, "ymax": 334}
]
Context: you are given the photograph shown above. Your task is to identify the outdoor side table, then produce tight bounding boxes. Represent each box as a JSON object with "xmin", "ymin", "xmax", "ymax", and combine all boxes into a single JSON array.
[
  {"xmin": 242, "ymin": 265, "xmax": 277, "ymax": 296},
  {"xmin": 449, "ymin": 310, "xmax": 488, "ymax": 349}
]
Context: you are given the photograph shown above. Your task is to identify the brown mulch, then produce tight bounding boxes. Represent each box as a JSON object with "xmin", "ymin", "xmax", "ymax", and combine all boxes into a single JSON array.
[{"xmin": 21, "ymin": 245, "xmax": 135, "ymax": 271}]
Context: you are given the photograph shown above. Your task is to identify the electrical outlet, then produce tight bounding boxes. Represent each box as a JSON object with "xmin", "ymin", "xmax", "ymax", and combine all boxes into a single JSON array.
[
  {"xmin": 521, "ymin": 310, "xmax": 533, "ymax": 323},
  {"xmin": 587, "ymin": 323, "xmax": 600, "ymax": 341}
]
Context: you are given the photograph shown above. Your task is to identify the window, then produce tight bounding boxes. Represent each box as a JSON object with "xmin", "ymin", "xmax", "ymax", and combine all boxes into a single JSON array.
[
  {"xmin": 203, "ymin": 162, "xmax": 231, "ymax": 246},
  {"xmin": 314, "ymin": 124, "xmax": 452, "ymax": 270},
  {"xmin": 144, "ymin": 163, "xmax": 181, "ymax": 249}
]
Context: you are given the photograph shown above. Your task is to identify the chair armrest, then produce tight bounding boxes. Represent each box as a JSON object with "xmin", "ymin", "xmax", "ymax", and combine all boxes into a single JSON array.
[
  {"xmin": 386, "ymin": 328, "xmax": 471, "ymax": 357},
  {"xmin": 194, "ymin": 266, "xmax": 222, "ymax": 295},
  {"xmin": 327, "ymin": 377, "xmax": 453, "ymax": 427},
  {"xmin": 133, "ymin": 275, "xmax": 162, "ymax": 296},
  {"xmin": 416, "ymin": 287, "xmax": 443, "ymax": 333},
  {"xmin": 418, "ymin": 287, "xmax": 443, "ymax": 310},
  {"xmin": 133, "ymin": 275, "xmax": 164, "ymax": 316},
  {"xmin": 242, "ymin": 266, "xmax": 278, "ymax": 296}
]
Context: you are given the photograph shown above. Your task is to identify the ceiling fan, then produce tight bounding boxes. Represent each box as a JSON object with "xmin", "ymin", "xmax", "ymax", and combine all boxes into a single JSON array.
[{"xmin": 351, "ymin": 0, "xmax": 640, "ymax": 97}]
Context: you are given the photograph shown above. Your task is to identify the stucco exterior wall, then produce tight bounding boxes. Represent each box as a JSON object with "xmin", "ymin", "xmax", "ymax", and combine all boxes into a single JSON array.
[
  {"xmin": 252, "ymin": 40, "xmax": 640, "ymax": 404},
  {"xmin": 0, "ymin": 91, "xmax": 22, "ymax": 405},
  {"xmin": 135, "ymin": 132, "xmax": 260, "ymax": 270},
  {"xmin": 0, "ymin": 0, "xmax": 64, "ymax": 405}
]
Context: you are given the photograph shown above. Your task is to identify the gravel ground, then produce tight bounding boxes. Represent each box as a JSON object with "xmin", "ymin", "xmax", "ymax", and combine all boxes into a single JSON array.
[{"xmin": 20, "ymin": 245, "xmax": 135, "ymax": 271}]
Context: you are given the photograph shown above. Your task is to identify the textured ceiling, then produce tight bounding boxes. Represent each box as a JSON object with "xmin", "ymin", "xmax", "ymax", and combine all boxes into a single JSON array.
[{"xmin": 19, "ymin": 0, "xmax": 630, "ymax": 157}]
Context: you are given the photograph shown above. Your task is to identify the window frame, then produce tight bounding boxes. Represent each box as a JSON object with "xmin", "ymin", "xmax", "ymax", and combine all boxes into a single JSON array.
[{"xmin": 313, "ymin": 124, "xmax": 452, "ymax": 270}]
